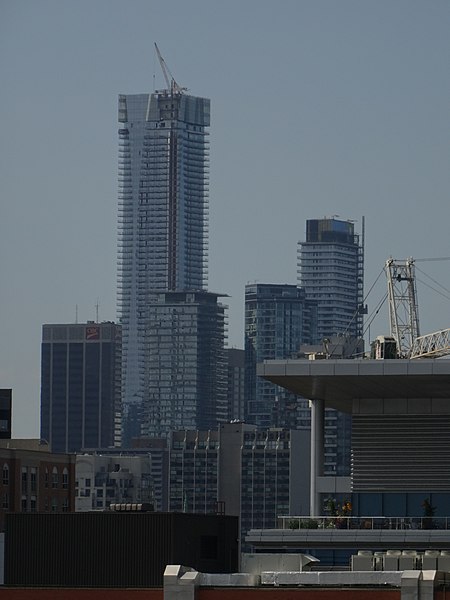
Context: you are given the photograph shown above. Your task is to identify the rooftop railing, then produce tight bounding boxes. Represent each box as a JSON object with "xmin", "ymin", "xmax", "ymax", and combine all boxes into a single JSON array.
[{"xmin": 277, "ymin": 516, "xmax": 450, "ymax": 531}]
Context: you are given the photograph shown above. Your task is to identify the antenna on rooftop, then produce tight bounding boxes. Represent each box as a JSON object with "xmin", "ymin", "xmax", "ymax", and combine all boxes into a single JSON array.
[
  {"xmin": 95, "ymin": 299, "xmax": 99, "ymax": 323},
  {"xmin": 154, "ymin": 42, "xmax": 187, "ymax": 95}
]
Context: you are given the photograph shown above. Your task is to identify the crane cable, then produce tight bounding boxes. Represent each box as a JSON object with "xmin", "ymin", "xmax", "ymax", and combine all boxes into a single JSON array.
[
  {"xmin": 415, "ymin": 265, "xmax": 450, "ymax": 299},
  {"xmin": 327, "ymin": 266, "xmax": 385, "ymax": 358}
]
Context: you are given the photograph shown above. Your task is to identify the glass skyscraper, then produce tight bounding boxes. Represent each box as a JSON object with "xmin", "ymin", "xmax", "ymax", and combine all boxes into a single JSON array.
[
  {"xmin": 143, "ymin": 291, "xmax": 227, "ymax": 437},
  {"xmin": 244, "ymin": 284, "xmax": 317, "ymax": 428},
  {"xmin": 117, "ymin": 87, "xmax": 213, "ymax": 443},
  {"xmin": 40, "ymin": 322, "xmax": 122, "ymax": 453},
  {"xmin": 297, "ymin": 218, "xmax": 364, "ymax": 343}
]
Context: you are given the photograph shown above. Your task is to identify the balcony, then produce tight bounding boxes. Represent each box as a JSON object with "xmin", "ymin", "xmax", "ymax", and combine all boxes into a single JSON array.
[
  {"xmin": 246, "ymin": 516, "xmax": 450, "ymax": 552},
  {"xmin": 277, "ymin": 516, "xmax": 450, "ymax": 531}
]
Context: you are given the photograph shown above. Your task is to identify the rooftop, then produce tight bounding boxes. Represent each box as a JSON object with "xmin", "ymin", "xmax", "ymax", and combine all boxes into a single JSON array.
[{"xmin": 257, "ymin": 359, "xmax": 450, "ymax": 413}]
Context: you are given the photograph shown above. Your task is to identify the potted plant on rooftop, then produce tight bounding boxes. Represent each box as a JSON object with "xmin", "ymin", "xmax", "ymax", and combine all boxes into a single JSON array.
[{"xmin": 422, "ymin": 498, "xmax": 436, "ymax": 530}]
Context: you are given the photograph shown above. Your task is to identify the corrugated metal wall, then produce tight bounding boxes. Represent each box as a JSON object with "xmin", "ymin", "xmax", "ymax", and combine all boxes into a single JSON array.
[
  {"xmin": 5, "ymin": 512, "xmax": 238, "ymax": 587},
  {"xmin": 352, "ymin": 414, "xmax": 450, "ymax": 491}
]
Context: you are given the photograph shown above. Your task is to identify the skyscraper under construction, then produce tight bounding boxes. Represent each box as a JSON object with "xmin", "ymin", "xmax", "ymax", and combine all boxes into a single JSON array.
[{"xmin": 117, "ymin": 60, "xmax": 225, "ymax": 444}]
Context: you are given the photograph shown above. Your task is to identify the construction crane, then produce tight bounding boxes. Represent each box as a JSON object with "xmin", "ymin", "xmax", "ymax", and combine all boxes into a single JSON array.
[
  {"xmin": 386, "ymin": 258, "xmax": 420, "ymax": 357},
  {"xmin": 384, "ymin": 257, "xmax": 450, "ymax": 359},
  {"xmin": 409, "ymin": 329, "xmax": 450, "ymax": 359},
  {"xmin": 154, "ymin": 43, "xmax": 187, "ymax": 95}
]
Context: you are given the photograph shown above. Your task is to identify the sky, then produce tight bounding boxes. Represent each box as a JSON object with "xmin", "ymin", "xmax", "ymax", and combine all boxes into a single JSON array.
[{"xmin": 1, "ymin": 0, "xmax": 449, "ymax": 438}]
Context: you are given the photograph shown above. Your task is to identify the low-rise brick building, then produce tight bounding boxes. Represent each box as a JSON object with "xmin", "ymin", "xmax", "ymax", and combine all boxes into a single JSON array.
[{"xmin": 0, "ymin": 439, "xmax": 75, "ymax": 530}]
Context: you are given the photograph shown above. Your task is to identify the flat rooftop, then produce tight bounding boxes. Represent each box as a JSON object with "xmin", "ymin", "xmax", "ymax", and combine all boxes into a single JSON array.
[{"xmin": 257, "ymin": 359, "xmax": 450, "ymax": 413}]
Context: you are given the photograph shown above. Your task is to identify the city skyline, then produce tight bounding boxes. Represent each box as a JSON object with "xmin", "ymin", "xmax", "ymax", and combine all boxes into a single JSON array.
[{"xmin": 2, "ymin": 0, "xmax": 450, "ymax": 437}]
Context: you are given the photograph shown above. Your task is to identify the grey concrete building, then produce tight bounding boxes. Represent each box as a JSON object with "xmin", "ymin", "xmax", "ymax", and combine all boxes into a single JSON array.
[
  {"xmin": 249, "ymin": 357, "xmax": 450, "ymax": 566},
  {"xmin": 165, "ymin": 422, "xmax": 310, "ymax": 549}
]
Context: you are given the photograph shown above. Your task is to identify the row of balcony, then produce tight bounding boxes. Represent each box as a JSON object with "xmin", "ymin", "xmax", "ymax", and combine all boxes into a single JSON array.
[{"xmin": 278, "ymin": 516, "xmax": 450, "ymax": 531}]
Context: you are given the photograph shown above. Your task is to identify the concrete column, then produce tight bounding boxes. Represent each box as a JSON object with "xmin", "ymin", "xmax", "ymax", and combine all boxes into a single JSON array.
[
  {"xmin": 310, "ymin": 398, "xmax": 324, "ymax": 517},
  {"xmin": 401, "ymin": 570, "xmax": 421, "ymax": 600},
  {"xmin": 420, "ymin": 570, "xmax": 443, "ymax": 600}
]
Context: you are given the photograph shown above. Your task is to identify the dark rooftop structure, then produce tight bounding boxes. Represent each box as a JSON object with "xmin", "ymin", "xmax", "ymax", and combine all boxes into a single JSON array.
[{"xmin": 5, "ymin": 512, "xmax": 238, "ymax": 588}]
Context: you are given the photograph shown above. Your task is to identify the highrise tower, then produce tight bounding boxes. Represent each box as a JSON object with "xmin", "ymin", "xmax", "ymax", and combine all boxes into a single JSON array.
[
  {"xmin": 143, "ymin": 290, "xmax": 227, "ymax": 437},
  {"xmin": 297, "ymin": 217, "xmax": 364, "ymax": 343},
  {"xmin": 117, "ymin": 69, "xmax": 211, "ymax": 443},
  {"xmin": 244, "ymin": 284, "xmax": 317, "ymax": 428}
]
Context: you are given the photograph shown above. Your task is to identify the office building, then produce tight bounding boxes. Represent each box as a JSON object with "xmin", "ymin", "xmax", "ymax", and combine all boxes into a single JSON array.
[
  {"xmin": 165, "ymin": 423, "xmax": 310, "ymax": 549},
  {"xmin": 238, "ymin": 427, "xmax": 309, "ymax": 547},
  {"xmin": 253, "ymin": 357, "xmax": 450, "ymax": 567},
  {"xmin": 297, "ymin": 217, "xmax": 364, "ymax": 343},
  {"xmin": 244, "ymin": 284, "xmax": 317, "ymax": 428},
  {"xmin": 75, "ymin": 452, "xmax": 153, "ymax": 511},
  {"xmin": 40, "ymin": 322, "xmax": 122, "ymax": 453},
  {"xmin": 142, "ymin": 290, "xmax": 227, "ymax": 438},
  {"xmin": 117, "ymin": 89, "xmax": 210, "ymax": 443},
  {"xmin": 131, "ymin": 437, "xmax": 169, "ymax": 511},
  {"xmin": 169, "ymin": 429, "xmax": 219, "ymax": 514}
]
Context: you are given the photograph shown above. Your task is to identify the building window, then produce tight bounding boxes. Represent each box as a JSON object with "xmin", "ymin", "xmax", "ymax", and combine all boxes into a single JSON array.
[
  {"xmin": 30, "ymin": 496, "xmax": 37, "ymax": 512},
  {"xmin": 44, "ymin": 468, "xmax": 49, "ymax": 488},
  {"xmin": 62, "ymin": 498, "xmax": 69, "ymax": 513},
  {"xmin": 51, "ymin": 497, "xmax": 58, "ymax": 512},
  {"xmin": 2, "ymin": 464, "xmax": 9, "ymax": 485},
  {"xmin": 52, "ymin": 467, "xmax": 58, "ymax": 489},
  {"xmin": 2, "ymin": 493, "xmax": 8, "ymax": 510},
  {"xmin": 62, "ymin": 468, "xmax": 69, "ymax": 489},
  {"xmin": 30, "ymin": 468, "xmax": 37, "ymax": 492},
  {"xmin": 21, "ymin": 497, "xmax": 27, "ymax": 512},
  {"xmin": 21, "ymin": 468, "xmax": 27, "ymax": 494},
  {"xmin": 44, "ymin": 497, "xmax": 49, "ymax": 512}
]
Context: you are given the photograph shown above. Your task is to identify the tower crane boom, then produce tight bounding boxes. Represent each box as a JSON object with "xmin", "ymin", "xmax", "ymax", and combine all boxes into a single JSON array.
[{"xmin": 154, "ymin": 43, "xmax": 186, "ymax": 95}]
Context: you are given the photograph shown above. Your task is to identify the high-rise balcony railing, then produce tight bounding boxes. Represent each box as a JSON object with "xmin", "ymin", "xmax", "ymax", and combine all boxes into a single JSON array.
[{"xmin": 277, "ymin": 516, "xmax": 450, "ymax": 531}]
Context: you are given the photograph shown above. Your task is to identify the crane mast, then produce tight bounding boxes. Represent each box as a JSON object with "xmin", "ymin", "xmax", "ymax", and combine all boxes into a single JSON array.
[
  {"xmin": 386, "ymin": 258, "xmax": 420, "ymax": 357},
  {"xmin": 378, "ymin": 256, "xmax": 450, "ymax": 360}
]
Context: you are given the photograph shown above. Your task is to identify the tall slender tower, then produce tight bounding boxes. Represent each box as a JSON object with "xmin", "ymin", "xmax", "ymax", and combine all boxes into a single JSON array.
[
  {"xmin": 117, "ymin": 68, "xmax": 212, "ymax": 444},
  {"xmin": 297, "ymin": 217, "xmax": 364, "ymax": 342}
]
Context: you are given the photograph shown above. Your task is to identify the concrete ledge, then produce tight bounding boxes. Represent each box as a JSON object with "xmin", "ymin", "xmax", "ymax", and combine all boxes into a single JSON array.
[
  {"xmin": 260, "ymin": 570, "xmax": 402, "ymax": 587},
  {"xmin": 200, "ymin": 573, "xmax": 260, "ymax": 587},
  {"xmin": 247, "ymin": 527, "xmax": 450, "ymax": 550}
]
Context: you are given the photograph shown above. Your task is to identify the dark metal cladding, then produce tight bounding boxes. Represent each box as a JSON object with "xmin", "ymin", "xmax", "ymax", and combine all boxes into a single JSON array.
[{"xmin": 5, "ymin": 512, "xmax": 239, "ymax": 587}]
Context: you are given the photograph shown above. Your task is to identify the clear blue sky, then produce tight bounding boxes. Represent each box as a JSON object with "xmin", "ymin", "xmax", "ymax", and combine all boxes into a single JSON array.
[{"xmin": 1, "ymin": 0, "xmax": 449, "ymax": 437}]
